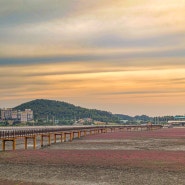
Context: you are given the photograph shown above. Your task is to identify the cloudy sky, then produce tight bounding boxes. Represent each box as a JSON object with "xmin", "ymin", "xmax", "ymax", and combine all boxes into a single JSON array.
[{"xmin": 0, "ymin": 0, "xmax": 185, "ymax": 116}]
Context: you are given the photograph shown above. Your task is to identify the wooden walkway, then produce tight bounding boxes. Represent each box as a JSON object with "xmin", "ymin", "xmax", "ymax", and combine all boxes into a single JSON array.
[{"xmin": 0, "ymin": 125, "xmax": 162, "ymax": 151}]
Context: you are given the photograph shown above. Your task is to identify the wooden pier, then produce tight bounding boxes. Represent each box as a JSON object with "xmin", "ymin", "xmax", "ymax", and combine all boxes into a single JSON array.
[{"xmin": 0, "ymin": 125, "xmax": 162, "ymax": 151}]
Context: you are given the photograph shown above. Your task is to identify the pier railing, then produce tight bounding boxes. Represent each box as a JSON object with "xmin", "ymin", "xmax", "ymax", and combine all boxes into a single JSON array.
[{"xmin": 0, "ymin": 125, "xmax": 163, "ymax": 151}]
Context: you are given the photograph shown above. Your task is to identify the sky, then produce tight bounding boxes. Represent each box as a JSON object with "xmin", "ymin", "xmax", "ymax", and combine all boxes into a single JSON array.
[{"xmin": 0, "ymin": 0, "xmax": 185, "ymax": 116}]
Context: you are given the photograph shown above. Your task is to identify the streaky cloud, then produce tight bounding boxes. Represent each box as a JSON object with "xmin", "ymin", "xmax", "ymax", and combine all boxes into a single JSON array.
[
  {"xmin": 97, "ymin": 90, "xmax": 185, "ymax": 95},
  {"xmin": 89, "ymin": 32, "xmax": 185, "ymax": 48},
  {"xmin": 0, "ymin": 48, "xmax": 185, "ymax": 66},
  {"xmin": 0, "ymin": 1, "xmax": 77, "ymax": 27}
]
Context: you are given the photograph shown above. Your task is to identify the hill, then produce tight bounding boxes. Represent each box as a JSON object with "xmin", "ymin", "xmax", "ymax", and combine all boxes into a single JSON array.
[
  {"xmin": 115, "ymin": 114, "xmax": 133, "ymax": 121},
  {"xmin": 14, "ymin": 99, "xmax": 120, "ymax": 125},
  {"xmin": 116, "ymin": 114, "xmax": 153, "ymax": 123}
]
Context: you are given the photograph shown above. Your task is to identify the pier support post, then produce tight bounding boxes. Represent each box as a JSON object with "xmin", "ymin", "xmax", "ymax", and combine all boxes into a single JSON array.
[
  {"xmin": 54, "ymin": 133, "xmax": 63, "ymax": 143},
  {"xmin": 48, "ymin": 133, "xmax": 51, "ymax": 145},
  {"xmin": 54, "ymin": 134, "xmax": 57, "ymax": 144},
  {"xmin": 40, "ymin": 133, "xmax": 51, "ymax": 147},
  {"xmin": 13, "ymin": 139, "xmax": 16, "ymax": 150},
  {"xmin": 25, "ymin": 135, "xmax": 36, "ymax": 150},
  {"xmin": 41, "ymin": 135, "xmax": 44, "ymax": 147},
  {"xmin": 70, "ymin": 132, "xmax": 73, "ymax": 142},
  {"xmin": 78, "ymin": 131, "xmax": 81, "ymax": 138},
  {"xmin": 2, "ymin": 140, "xmax": 5, "ymax": 151},
  {"xmin": 64, "ymin": 133, "xmax": 66, "ymax": 142},
  {"xmin": 2, "ymin": 138, "xmax": 16, "ymax": 151},
  {"xmin": 25, "ymin": 137, "xmax": 27, "ymax": 149},
  {"xmin": 33, "ymin": 136, "xmax": 36, "ymax": 149}
]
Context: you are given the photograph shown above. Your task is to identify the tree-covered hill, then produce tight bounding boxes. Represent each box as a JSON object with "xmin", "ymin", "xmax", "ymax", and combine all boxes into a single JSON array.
[
  {"xmin": 14, "ymin": 99, "xmax": 120, "ymax": 124},
  {"xmin": 115, "ymin": 114, "xmax": 133, "ymax": 121},
  {"xmin": 116, "ymin": 114, "xmax": 153, "ymax": 122}
]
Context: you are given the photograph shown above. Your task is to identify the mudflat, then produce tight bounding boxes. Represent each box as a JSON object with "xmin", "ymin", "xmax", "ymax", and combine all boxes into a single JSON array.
[{"xmin": 1, "ymin": 128, "xmax": 185, "ymax": 185}]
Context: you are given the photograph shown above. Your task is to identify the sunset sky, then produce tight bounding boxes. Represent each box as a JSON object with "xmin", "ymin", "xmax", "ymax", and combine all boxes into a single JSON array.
[{"xmin": 0, "ymin": 0, "xmax": 185, "ymax": 116}]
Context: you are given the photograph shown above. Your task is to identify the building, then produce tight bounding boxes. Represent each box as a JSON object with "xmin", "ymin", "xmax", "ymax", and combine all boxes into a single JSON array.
[
  {"xmin": 0, "ymin": 108, "xmax": 34, "ymax": 123},
  {"xmin": 94, "ymin": 121, "xmax": 106, "ymax": 125},
  {"xmin": 75, "ymin": 118, "xmax": 93, "ymax": 125},
  {"xmin": 168, "ymin": 115, "xmax": 185, "ymax": 126},
  {"xmin": 11, "ymin": 110, "xmax": 18, "ymax": 120},
  {"xmin": 1, "ymin": 108, "xmax": 12, "ymax": 120},
  {"xmin": 21, "ymin": 109, "xmax": 34, "ymax": 122}
]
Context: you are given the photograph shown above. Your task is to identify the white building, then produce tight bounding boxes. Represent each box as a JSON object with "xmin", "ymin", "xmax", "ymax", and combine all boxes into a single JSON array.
[
  {"xmin": 11, "ymin": 110, "xmax": 18, "ymax": 119},
  {"xmin": 20, "ymin": 109, "xmax": 33, "ymax": 122},
  {"xmin": 0, "ymin": 108, "xmax": 34, "ymax": 123},
  {"xmin": 23, "ymin": 109, "xmax": 34, "ymax": 122},
  {"xmin": 1, "ymin": 108, "xmax": 13, "ymax": 120}
]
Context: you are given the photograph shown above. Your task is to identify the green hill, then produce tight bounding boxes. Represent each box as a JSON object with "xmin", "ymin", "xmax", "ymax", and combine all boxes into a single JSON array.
[
  {"xmin": 14, "ymin": 99, "xmax": 120, "ymax": 125},
  {"xmin": 116, "ymin": 114, "xmax": 153, "ymax": 122}
]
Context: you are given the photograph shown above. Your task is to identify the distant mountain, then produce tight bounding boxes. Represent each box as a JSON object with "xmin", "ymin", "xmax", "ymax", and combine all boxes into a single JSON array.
[
  {"xmin": 116, "ymin": 114, "xmax": 153, "ymax": 122},
  {"xmin": 14, "ymin": 99, "xmax": 120, "ymax": 124},
  {"xmin": 134, "ymin": 115, "xmax": 153, "ymax": 121},
  {"xmin": 115, "ymin": 114, "xmax": 133, "ymax": 121}
]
